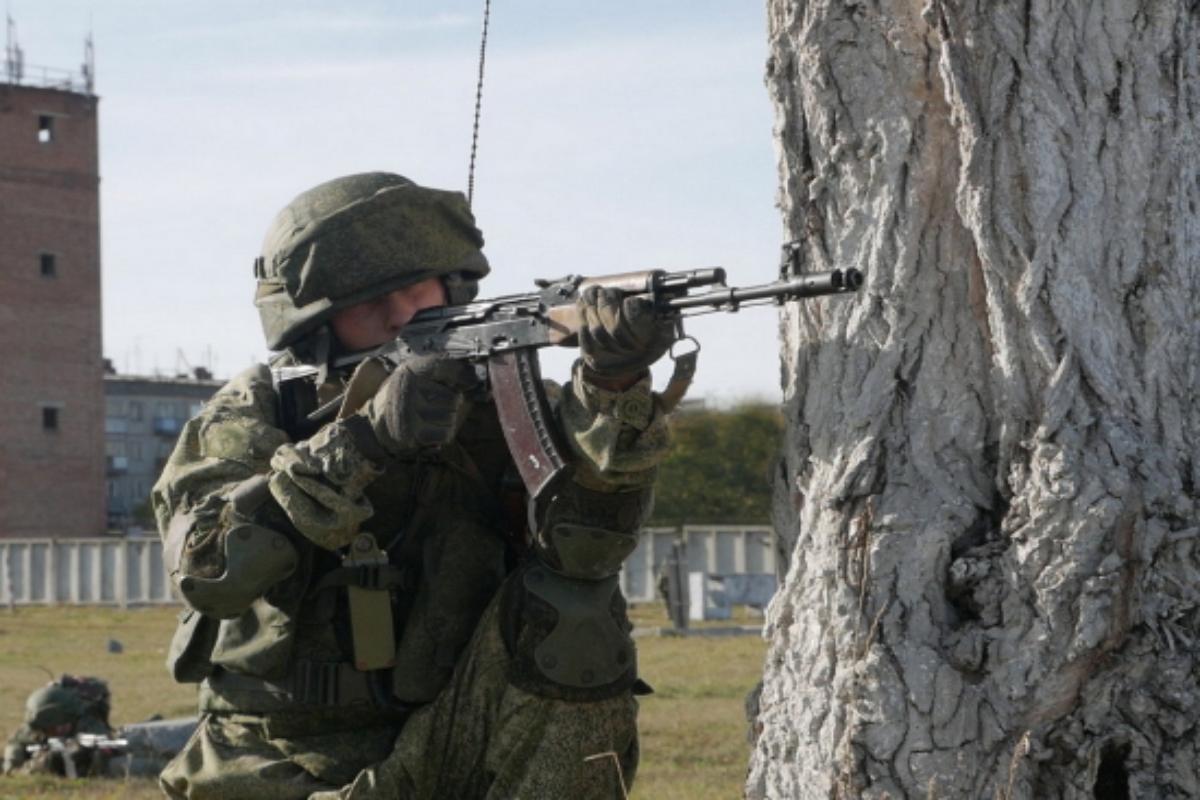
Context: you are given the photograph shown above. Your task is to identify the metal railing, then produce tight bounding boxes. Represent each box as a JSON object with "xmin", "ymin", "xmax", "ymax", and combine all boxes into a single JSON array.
[
  {"xmin": 0, "ymin": 525, "xmax": 777, "ymax": 607},
  {"xmin": 4, "ymin": 61, "xmax": 93, "ymax": 94}
]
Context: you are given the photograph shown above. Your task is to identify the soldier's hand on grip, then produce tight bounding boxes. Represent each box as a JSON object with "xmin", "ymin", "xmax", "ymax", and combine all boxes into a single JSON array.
[
  {"xmin": 577, "ymin": 286, "xmax": 676, "ymax": 380},
  {"xmin": 365, "ymin": 356, "xmax": 477, "ymax": 455}
]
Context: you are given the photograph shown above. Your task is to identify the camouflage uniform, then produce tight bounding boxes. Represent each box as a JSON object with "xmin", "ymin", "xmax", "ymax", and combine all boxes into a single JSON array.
[
  {"xmin": 154, "ymin": 174, "xmax": 675, "ymax": 799},
  {"xmin": 2, "ymin": 676, "xmax": 113, "ymax": 777}
]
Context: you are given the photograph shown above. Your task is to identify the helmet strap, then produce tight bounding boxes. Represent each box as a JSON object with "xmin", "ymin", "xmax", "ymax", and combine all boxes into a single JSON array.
[
  {"xmin": 311, "ymin": 327, "xmax": 334, "ymax": 385},
  {"xmin": 286, "ymin": 325, "xmax": 336, "ymax": 384}
]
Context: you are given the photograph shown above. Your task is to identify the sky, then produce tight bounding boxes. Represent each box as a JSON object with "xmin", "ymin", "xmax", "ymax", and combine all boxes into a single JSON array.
[{"xmin": 9, "ymin": 1, "xmax": 787, "ymax": 404}]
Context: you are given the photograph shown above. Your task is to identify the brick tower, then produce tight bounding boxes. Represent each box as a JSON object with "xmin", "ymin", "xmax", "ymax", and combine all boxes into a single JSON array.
[{"xmin": 0, "ymin": 40, "xmax": 105, "ymax": 538}]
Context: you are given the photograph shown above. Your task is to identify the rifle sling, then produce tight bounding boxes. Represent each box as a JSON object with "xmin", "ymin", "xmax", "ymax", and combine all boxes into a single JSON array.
[{"xmin": 659, "ymin": 349, "xmax": 698, "ymax": 413}]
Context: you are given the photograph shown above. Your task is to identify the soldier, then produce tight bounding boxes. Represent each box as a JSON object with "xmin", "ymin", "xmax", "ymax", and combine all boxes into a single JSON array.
[
  {"xmin": 153, "ymin": 172, "xmax": 679, "ymax": 798},
  {"xmin": 2, "ymin": 675, "xmax": 113, "ymax": 777}
]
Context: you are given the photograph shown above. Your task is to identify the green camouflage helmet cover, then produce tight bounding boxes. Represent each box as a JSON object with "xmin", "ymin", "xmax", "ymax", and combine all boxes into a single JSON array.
[
  {"xmin": 254, "ymin": 172, "xmax": 490, "ymax": 350},
  {"xmin": 24, "ymin": 684, "xmax": 85, "ymax": 731}
]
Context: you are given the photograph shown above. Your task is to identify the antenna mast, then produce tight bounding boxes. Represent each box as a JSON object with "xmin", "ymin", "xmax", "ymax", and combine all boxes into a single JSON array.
[
  {"xmin": 82, "ymin": 24, "xmax": 95, "ymax": 94},
  {"xmin": 466, "ymin": 0, "xmax": 492, "ymax": 208},
  {"xmin": 5, "ymin": 11, "xmax": 23, "ymax": 84}
]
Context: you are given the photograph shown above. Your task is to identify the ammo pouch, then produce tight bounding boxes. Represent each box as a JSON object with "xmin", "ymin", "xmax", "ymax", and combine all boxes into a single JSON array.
[
  {"xmin": 202, "ymin": 543, "xmax": 417, "ymax": 711},
  {"xmin": 166, "ymin": 594, "xmax": 299, "ymax": 685},
  {"xmin": 327, "ymin": 533, "xmax": 398, "ymax": 672},
  {"xmin": 166, "ymin": 608, "xmax": 219, "ymax": 683}
]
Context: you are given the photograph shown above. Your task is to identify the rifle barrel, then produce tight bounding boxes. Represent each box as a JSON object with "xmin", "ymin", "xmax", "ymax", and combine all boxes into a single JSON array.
[{"xmin": 663, "ymin": 268, "xmax": 863, "ymax": 310}]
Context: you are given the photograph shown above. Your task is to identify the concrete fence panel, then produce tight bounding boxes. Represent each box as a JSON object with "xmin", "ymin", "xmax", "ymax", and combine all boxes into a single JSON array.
[
  {"xmin": 619, "ymin": 525, "xmax": 777, "ymax": 603},
  {"xmin": 1, "ymin": 538, "xmax": 176, "ymax": 607},
  {"xmin": 2, "ymin": 526, "xmax": 777, "ymax": 607}
]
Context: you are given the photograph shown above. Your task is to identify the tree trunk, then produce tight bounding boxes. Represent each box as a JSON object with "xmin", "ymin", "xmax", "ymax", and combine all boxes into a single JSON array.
[{"xmin": 749, "ymin": 2, "xmax": 1198, "ymax": 798}]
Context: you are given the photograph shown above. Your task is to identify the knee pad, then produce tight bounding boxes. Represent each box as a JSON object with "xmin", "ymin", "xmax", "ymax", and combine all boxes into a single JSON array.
[{"xmin": 531, "ymin": 484, "xmax": 650, "ymax": 580}]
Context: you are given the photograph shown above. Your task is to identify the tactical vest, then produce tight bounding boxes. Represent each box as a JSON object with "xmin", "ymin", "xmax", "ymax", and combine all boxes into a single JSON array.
[{"xmin": 167, "ymin": 388, "xmax": 526, "ymax": 724}]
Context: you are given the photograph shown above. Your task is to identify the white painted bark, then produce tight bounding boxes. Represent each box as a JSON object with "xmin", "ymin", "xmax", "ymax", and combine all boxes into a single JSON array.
[{"xmin": 749, "ymin": 2, "xmax": 1198, "ymax": 798}]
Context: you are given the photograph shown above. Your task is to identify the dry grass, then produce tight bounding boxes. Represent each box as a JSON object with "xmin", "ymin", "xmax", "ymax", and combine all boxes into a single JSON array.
[
  {"xmin": 632, "ymin": 604, "xmax": 766, "ymax": 799},
  {"xmin": 0, "ymin": 605, "xmax": 188, "ymax": 799},
  {"xmin": 0, "ymin": 774, "xmax": 161, "ymax": 799},
  {"xmin": 0, "ymin": 604, "xmax": 766, "ymax": 799},
  {"xmin": 0, "ymin": 606, "xmax": 197, "ymax": 729}
]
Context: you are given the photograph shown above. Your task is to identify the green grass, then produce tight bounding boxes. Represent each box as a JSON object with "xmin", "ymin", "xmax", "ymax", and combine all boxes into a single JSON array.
[{"xmin": 0, "ymin": 604, "xmax": 766, "ymax": 799}]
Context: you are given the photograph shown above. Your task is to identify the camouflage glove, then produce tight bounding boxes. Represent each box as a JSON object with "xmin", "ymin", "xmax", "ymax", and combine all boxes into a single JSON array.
[
  {"xmin": 577, "ymin": 285, "xmax": 676, "ymax": 380},
  {"xmin": 364, "ymin": 356, "xmax": 477, "ymax": 456}
]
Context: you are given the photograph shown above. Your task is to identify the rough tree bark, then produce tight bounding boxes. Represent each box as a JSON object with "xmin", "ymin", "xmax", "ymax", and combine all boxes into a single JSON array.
[{"xmin": 748, "ymin": 2, "xmax": 1197, "ymax": 798}]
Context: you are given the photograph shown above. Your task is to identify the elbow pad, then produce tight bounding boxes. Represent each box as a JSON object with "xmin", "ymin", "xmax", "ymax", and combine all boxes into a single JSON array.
[
  {"xmin": 534, "ymin": 482, "xmax": 652, "ymax": 580},
  {"xmin": 165, "ymin": 474, "xmax": 299, "ymax": 619},
  {"xmin": 543, "ymin": 524, "xmax": 638, "ymax": 581},
  {"xmin": 176, "ymin": 523, "xmax": 298, "ymax": 619}
]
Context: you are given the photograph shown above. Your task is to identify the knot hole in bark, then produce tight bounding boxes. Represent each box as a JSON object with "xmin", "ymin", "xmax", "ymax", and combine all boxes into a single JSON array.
[{"xmin": 1092, "ymin": 741, "xmax": 1130, "ymax": 800}]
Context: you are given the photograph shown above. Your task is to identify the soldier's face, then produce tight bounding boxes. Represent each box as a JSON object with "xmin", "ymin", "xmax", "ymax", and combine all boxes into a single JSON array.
[{"xmin": 331, "ymin": 277, "xmax": 447, "ymax": 351}]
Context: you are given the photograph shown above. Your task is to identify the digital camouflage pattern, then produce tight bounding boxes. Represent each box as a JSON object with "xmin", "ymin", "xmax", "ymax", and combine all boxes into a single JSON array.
[
  {"xmin": 161, "ymin": 598, "xmax": 637, "ymax": 799},
  {"xmin": 254, "ymin": 173, "xmax": 490, "ymax": 350},
  {"xmin": 312, "ymin": 595, "xmax": 638, "ymax": 799},
  {"xmin": 153, "ymin": 357, "xmax": 669, "ymax": 798}
]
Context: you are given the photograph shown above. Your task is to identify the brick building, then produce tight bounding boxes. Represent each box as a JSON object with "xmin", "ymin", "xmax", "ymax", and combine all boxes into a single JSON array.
[{"xmin": 0, "ymin": 61, "xmax": 105, "ymax": 538}]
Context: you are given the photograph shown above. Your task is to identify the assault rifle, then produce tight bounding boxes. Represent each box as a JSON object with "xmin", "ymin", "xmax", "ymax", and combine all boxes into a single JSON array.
[
  {"xmin": 275, "ymin": 245, "xmax": 863, "ymax": 499},
  {"xmin": 24, "ymin": 734, "xmax": 128, "ymax": 778}
]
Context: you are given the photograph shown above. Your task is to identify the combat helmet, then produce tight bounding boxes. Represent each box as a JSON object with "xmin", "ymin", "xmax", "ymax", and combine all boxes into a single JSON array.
[
  {"xmin": 24, "ymin": 684, "xmax": 85, "ymax": 732},
  {"xmin": 254, "ymin": 172, "xmax": 490, "ymax": 353}
]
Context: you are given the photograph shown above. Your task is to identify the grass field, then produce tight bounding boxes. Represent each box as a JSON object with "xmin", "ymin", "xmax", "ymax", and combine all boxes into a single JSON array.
[{"xmin": 0, "ymin": 604, "xmax": 765, "ymax": 799}]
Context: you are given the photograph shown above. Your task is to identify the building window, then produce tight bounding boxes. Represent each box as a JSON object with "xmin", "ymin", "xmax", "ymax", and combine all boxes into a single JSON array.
[
  {"xmin": 129, "ymin": 401, "xmax": 143, "ymax": 421},
  {"xmin": 39, "ymin": 253, "xmax": 57, "ymax": 278},
  {"xmin": 38, "ymin": 115, "xmax": 54, "ymax": 143},
  {"xmin": 42, "ymin": 406, "xmax": 59, "ymax": 431}
]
